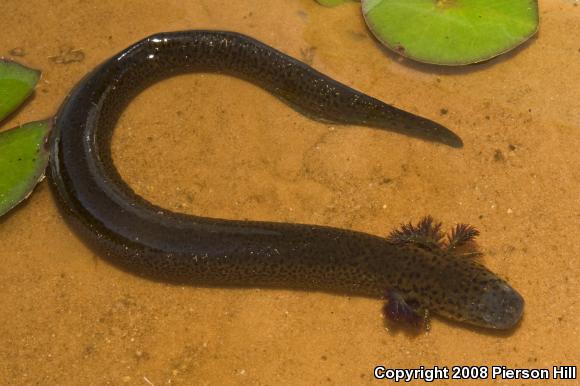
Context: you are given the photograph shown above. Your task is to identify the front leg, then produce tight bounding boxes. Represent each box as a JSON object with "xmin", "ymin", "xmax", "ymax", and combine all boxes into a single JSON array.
[{"xmin": 383, "ymin": 290, "xmax": 430, "ymax": 331}]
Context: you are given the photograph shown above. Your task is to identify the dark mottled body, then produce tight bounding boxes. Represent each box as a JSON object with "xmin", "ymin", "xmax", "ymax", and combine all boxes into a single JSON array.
[{"xmin": 49, "ymin": 31, "xmax": 523, "ymax": 329}]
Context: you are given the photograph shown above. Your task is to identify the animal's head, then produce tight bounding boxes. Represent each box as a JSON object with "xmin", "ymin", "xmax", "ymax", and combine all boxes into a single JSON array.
[
  {"xmin": 384, "ymin": 216, "xmax": 524, "ymax": 330},
  {"xmin": 427, "ymin": 257, "xmax": 524, "ymax": 329}
]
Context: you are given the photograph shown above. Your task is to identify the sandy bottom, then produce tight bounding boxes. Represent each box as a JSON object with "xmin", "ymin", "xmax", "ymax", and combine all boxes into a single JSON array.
[{"xmin": 1, "ymin": 0, "xmax": 578, "ymax": 385}]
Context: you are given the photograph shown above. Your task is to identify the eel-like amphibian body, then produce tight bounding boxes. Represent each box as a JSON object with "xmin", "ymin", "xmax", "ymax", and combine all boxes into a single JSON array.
[{"xmin": 48, "ymin": 31, "xmax": 523, "ymax": 329}]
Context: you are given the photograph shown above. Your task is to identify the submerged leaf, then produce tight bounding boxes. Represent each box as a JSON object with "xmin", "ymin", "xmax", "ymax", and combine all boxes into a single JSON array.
[
  {"xmin": 362, "ymin": 0, "xmax": 539, "ymax": 65},
  {"xmin": 0, "ymin": 120, "xmax": 51, "ymax": 217},
  {"xmin": 0, "ymin": 59, "xmax": 40, "ymax": 121}
]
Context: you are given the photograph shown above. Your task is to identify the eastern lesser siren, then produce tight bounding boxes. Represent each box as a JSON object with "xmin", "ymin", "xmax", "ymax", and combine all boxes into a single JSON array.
[{"xmin": 49, "ymin": 31, "xmax": 523, "ymax": 329}]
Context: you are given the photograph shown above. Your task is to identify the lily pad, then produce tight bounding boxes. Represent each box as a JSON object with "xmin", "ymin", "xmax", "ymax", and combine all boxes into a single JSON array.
[
  {"xmin": 0, "ymin": 120, "xmax": 51, "ymax": 217},
  {"xmin": 0, "ymin": 59, "xmax": 40, "ymax": 121},
  {"xmin": 362, "ymin": 0, "xmax": 539, "ymax": 65},
  {"xmin": 316, "ymin": 0, "xmax": 350, "ymax": 6}
]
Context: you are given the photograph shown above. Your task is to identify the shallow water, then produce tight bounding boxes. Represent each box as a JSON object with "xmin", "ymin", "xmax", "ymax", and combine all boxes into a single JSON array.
[{"xmin": 1, "ymin": 0, "xmax": 578, "ymax": 385}]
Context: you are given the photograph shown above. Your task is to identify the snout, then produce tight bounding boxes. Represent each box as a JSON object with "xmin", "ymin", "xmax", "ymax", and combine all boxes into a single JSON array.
[{"xmin": 479, "ymin": 282, "xmax": 525, "ymax": 329}]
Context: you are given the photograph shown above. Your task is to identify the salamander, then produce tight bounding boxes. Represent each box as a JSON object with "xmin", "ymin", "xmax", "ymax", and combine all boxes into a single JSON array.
[{"xmin": 48, "ymin": 31, "xmax": 523, "ymax": 330}]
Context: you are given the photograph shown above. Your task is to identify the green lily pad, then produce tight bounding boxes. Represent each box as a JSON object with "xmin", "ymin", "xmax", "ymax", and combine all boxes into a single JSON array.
[
  {"xmin": 316, "ymin": 0, "xmax": 350, "ymax": 6},
  {"xmin": 0, "ymin": 120, "xmax": 51, "ymax": 217},
  {"xmin": 362, "ymin": 0, "xmax": 539, "ymax": 65},
  {"xmin": 0, "ymin": 59, "xmax": 40, "ymax": 121}
]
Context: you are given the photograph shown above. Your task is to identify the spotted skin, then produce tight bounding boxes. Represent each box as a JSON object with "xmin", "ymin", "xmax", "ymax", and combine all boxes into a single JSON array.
[
  {"xmin": 48, "ymin": 31, "xmax": 522, "ymax": 330},
  {"xmin": 384, "ymin": 218, "xmax": 523, "ymax": 329}
]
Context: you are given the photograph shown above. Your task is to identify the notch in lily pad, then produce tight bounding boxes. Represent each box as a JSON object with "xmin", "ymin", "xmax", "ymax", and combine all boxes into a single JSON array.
[
  {"xmin": 363, "ymin": 0, "xmax": 539, "ymax": 65},
  {"xmin": 0, "ymin": 59, "xmax": 40, "ymax": 120},
  {"xmin": 0, "ymin": 120, "xmax": 51, "ymax": 217},
  {"xmin": 1, "ymin": 59, "xmax": 48, "ymax": 218}
]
